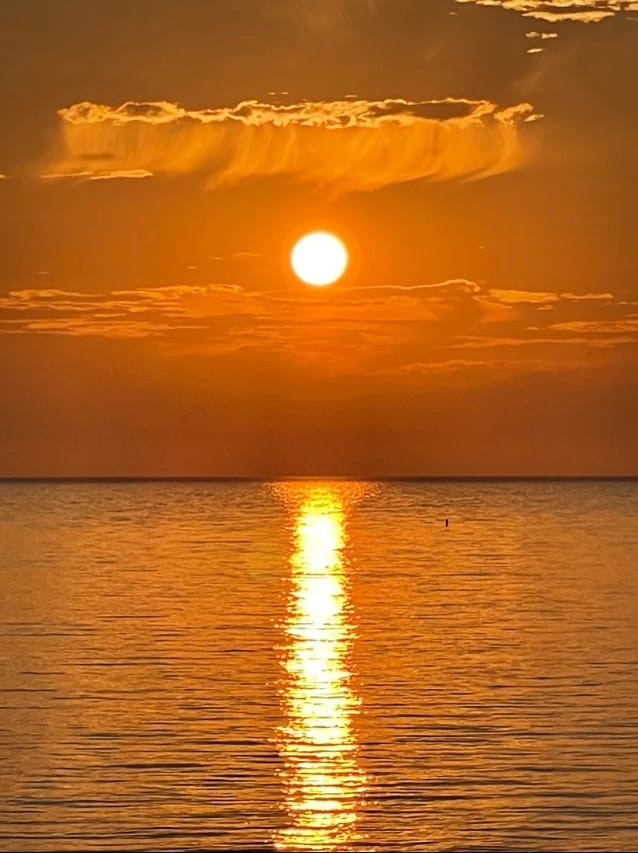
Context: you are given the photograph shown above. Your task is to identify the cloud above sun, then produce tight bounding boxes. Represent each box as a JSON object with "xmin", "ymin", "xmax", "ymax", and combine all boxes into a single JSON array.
[
  {"xmin": 45, "ymin": 98, "xmax": 539, "ymax": 191},
  {"xmin": 456, "ymin": 0, "xmax": 638, "ymax": 23}
]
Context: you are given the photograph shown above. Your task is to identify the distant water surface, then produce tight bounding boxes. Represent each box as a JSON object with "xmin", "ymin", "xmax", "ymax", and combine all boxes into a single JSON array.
[{"xmin": 0, "ymin": 480, "xmax": 637, "ymax": 851}]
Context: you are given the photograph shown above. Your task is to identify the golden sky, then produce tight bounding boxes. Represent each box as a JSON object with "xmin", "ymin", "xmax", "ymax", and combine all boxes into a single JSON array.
[{"xmin": 1, "ymin": 0, "xmax": 637, "ymax": 476}]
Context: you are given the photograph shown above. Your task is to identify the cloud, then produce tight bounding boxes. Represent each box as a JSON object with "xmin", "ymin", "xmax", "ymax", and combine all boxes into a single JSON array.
[
  {"xmin": 0, "ymin": 287, "xmax": 207, "ymax": 338},
  {"xmin": 3, "ymin": 318, "xmax": 195, "ymax": 339},
  {"xmin": 43, "ymin": 168, "xmax": 153, "ymax": 181},
  {"xmin": 2, "ymin": 281, "xmax": 636, "ymax": 381},
  {"xmin": 381, "ymin": 358, "xmax": 505, "ymax": 375},
  {"xmin": 45, "ymin": 97, "xmax": 539, "ymax": 192},
  {"xmin": 379, "ymin": 355, "xmax": 591, "ymax": 378},
  {"xmin": 88, "ymin": 169, "xmax": 153, "ymax": 181},
  {"xmin": 489, "ymin": 288, "xmax": 613, "ymax": 305},
  {"xmin": 550, "ymin": 319, "xmax": 638, "ymax": 333},
  {"xmin": 456, "ymin": 0, "xmax": 638, "ymax": 23},
  {"xmin": 208, "ymin": 251, "xmax": 263, "ymax": 263}
]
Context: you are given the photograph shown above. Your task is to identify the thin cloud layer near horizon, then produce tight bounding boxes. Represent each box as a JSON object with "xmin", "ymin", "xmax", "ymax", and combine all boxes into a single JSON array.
[{"xmin": 1, "ymin": 0, "xmax": 637, "ymax": 476}]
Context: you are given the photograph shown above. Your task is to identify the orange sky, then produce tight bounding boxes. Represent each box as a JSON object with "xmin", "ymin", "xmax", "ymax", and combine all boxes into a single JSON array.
[{"xmin": 1, "ymin": 0, "xmax": 637, "ymax": 476}]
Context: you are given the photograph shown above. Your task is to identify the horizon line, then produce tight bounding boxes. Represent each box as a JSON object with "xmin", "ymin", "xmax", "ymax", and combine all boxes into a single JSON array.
[{"xmin": 1, "ymin": 475, "xmax": 637, "ymax": 484}]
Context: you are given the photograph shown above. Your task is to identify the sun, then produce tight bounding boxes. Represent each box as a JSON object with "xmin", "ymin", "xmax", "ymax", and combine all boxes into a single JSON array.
[{"xmin": 291, "ymin": 232, "xmax": 348, "ymax": 287}]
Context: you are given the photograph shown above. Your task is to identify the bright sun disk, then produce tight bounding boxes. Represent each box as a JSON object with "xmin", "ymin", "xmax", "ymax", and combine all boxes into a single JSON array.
[{"xmin": 291, "ymin": 232, "xmax": 348, "ymax": 287}]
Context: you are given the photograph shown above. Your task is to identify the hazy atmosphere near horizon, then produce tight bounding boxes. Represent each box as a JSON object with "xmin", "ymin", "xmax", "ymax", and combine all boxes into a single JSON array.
[{"xmin": 2, "ymin": 0, "xmax": 638, "ymax": 477}]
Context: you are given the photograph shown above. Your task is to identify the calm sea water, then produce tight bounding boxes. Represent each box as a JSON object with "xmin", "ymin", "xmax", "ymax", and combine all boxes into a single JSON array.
[{"xmin": 0, "ymin": 480, "xmax": 637, "ymax": 852}]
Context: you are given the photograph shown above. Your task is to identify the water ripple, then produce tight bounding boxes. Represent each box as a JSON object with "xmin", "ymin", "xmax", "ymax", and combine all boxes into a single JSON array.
[{"xmin": 0, "ymin": 480, "xmax": 637, "ymax": 851}]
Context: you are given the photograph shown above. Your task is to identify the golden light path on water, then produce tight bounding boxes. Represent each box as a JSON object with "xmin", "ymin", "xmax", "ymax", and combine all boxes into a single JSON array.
[{"xmin": 273, "ymin": 483, "xmax": 369, "ymax": 852}]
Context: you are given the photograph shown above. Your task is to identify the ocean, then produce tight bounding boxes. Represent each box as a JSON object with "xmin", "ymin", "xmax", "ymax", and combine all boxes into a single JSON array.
[{"xmin": 1, "ymin": 480, "xmax": 637, "ymax": 851}]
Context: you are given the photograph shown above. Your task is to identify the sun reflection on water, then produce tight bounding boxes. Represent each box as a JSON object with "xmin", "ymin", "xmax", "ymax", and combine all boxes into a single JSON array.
[{"xmin": 273, "ymin": 483, "xmax": 368, "ymax": 852}]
